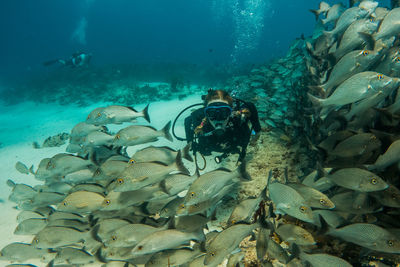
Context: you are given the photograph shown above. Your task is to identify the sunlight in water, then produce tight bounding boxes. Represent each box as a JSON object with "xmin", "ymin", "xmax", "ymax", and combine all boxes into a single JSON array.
[
  {"xmin": 211, "ymin": 0, "xmax": 269, "ymax": 63},
  {"xmin": 71, "ymin": 17, "xmax": 88, "ymax": 45}
]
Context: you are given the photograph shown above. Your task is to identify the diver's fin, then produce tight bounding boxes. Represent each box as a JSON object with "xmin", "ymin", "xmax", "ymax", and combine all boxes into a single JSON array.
[{"xmin": 42, "ymin": 59, "xmax": 60, "ymax": 66}]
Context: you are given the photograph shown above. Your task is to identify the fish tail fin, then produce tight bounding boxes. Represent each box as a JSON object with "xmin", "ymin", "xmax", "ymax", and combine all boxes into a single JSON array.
[
  {"xmin": 358, "ymin": 32, "xmax": 375, "ymax": 51},
  {"xmin": 161, "ymin": 121, "xmax": 173, "ymax": 142},
  {"xmin": 364, "ymin": 164, "xmax": 375, "ymax": 171},
  {"xmin": 142, "ymin": 104, "xmax": 151, "ymax": 123},
  {"xmin": 29, "ymin": 165, "xmax": 35, "ymax": 174},
  {"xmin": 175, "ymin": 151, "xmax": 190, "ymax": 175},
  {"xmin": 309, "ymin": 9, "xmax": 320, "ymax": 20},
  {"xmin": 307, "ymin": 92, "xmax": 323, "ymax": 107},
  {"xmin": 159, "ymin": 179, "xmax": 170, "ymax": 194},
  {"xmin": 192, "ymin": 228, "xmax": 206, "ymax": 242},
  {"xmin": 308, "ymin": 86, "xmax": 326, "ymax": 98},
  {"xmin": 237, "ymin": 160, "xmax": 252, "ymax": 181},
  {"xmin": 182, "ymin": 143, "xmax": 194, "ymax": 162},
  {"xmin": 101, "ymin": 125, "xmax": 108, "ymax": 132},
  {"xmin": 6, "ymin": 179, "xmax": 15, "ymax": 188}
]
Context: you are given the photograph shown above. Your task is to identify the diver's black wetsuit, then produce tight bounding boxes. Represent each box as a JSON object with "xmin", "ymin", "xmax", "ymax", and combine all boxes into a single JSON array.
[{"xmin": 184, "ymin": 101, "xmax": 261, "ymax": 162}]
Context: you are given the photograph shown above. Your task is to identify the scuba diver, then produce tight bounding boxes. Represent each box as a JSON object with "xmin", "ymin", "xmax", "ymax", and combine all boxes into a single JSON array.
[
  {"xmin": 43, "ymin": 52, "xmax": 92, "ymax": 68},
  {"xmin": 176, "ymin": 89, "xmax": 261, "ymax": 166}
]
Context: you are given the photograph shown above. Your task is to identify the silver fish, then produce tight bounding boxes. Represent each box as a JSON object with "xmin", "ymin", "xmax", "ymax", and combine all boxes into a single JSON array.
[
  {"xmin": 227, "ymin": 187, "xmax": 265, "ymax": 225},
  {"xmin": 130, "ymin": 229, "xmax": 204, "ymax": 256},
  {"xmin": 130, "ymin": 145, "xmax": 193, "ymax": 165},
  {"xmin": 104, "ymin": 223, "xmax": 165, "ymax": 248},
  {"xmin": 109, "ymin": 151, "xmax": 189, "ymax": 192},
  {"xmin": 276, "ymin": 224, "xmax": 316, "ymax": 245},
  {"xmin": 32, "ymin": 226, "xmax": 90, "ymax": 249},
  {"xmin": 58, "ymin": 191, "xmax": 105, "ymax": 213},
  {"xmin": 16, "ymin": 210, "xmax": 44, "ymax": 223},
  {"xmin": 0, "ymin": 242, "xmax": 49, "ymax": 262},
  {"xmin": 184, "ymin": 164, "xmax": 250, "ymax": 205},
  {"xmin": 146, "ymin": 245, "xmax": 203, "ymax": 267},
  {"xmin": 287, "ymin": 183, "xmax": 335, "ymax": 209},
  {"xmin": 15, "ymin": 161, "xmax": 30, "ymax": 174},
  {"xmin": 70, "ymin": 122, "xmax": 107, "ymax": 138},
  {"xmin": 46, "ymin": 153, "xmax": 93, "ymax": 177},
  {"xmin": 7, "ymin": 179, "xmax": 37, "ymax": 203},
  {"xmin": 14, "ymin": 218, "xmax": 47, "ymax": 235},
  {"xmin": 204, "ymin": 223, "xmax": 259, "ymax": 266},
  {"xmin": 113, "ymin": 121, "xmax": 173, "ymax": 147},
  {"xmin": 298, "ymin": 250, "xmax": 352, "ymax": 267},
  {"xmin": 309, "ymin": 72, "xmax": 398, "ymax": 109},
  {"xmin": 82, "ymin": 131, "xmax": 114, "ymax": 147},
  {"xmin": 374, "ymin": 7, "xmax": 400, "ymax": 40},
  {"xmin": 367, "ymin": 139, "xmax": 400, "ymax": 170},
  {"xmin": 324, "ymin": 2, "xmax": 376, "ymax": 40},
  {"xmin": 321, "ymin": 49, "xmax": 382, "ymax": 96},
  {"xmin": 321, "ymin": 3, "xmax": 345, "ymax": 25},
  {"xmin": 93, "ymin": 218, "xmax": 131, "ymax": 241},
  {"xmin": 53, "ymin": 247, "xmax": 94, "ymax": 265},
  {"xmin": 269, "ymin": 182, "xmax": 314, "ymax": 223},
  {"xmin": 334, "ymin": 18, "xmax": 379, "ymax": 60},
  {"xmin": 329, "ymin": 133, "xmax": 381, "ymax": 158},
  {"xmin": 92, "ymin": 104, "xmax": 150, "ymax": 125},
  {"xmin": 160, "ymin": 172, "xmax": 198, "ymax": 196},
  {"xmin": 328, "ymin": 223, "xmax": 400, "ymax": 253},
  {"xmin": 312, "ymin": 209, "xmax": 346, "ymax": 228},
  {"xmin": 331, "ymin": 191, "xmax": 381, "ymax": 214},
  {"xmin": 327, "ymin": 168, "xmax": 388, "ymax": 192},
  {"xmin": 370, "ymin": 183, "xmax": 400, "ymax": 208}
]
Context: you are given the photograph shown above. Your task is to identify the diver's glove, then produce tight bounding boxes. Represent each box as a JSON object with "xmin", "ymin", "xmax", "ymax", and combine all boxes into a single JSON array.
[{"xmin": 250, "ymin": 131, "xmax": 261, "ymax": 146}]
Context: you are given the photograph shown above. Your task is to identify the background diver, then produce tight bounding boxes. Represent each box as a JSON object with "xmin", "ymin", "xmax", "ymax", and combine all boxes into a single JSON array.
[
  {"xmin": 180, "ymin": 89, "xmax": 261, "ymax": 166},
  {"xmin": 43, "ymin": 51, "xmax": 92, "ymax": 68}
]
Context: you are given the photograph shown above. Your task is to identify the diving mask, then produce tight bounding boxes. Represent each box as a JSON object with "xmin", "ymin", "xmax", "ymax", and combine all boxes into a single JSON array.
[{"xmin": 204, "ymin": 103, "xmax": 232, "ymax": 121}]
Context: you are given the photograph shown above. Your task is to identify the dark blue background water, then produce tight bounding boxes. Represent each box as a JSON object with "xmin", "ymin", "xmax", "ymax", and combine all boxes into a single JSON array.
[{"xmin": 0, "ymin": 0, "xmax": 391, "ymax": 81}]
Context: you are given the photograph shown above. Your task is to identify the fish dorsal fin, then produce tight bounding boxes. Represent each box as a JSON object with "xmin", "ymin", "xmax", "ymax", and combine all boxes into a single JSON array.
[{"xmin": 127, "ymin": 106, "xmax": 139, "ymax": 112}]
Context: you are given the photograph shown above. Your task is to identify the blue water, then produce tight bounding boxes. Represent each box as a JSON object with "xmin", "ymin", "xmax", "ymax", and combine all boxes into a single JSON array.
[{"xmin": 2, "ymin": 0, "xmax": 391, "ymax": 83}]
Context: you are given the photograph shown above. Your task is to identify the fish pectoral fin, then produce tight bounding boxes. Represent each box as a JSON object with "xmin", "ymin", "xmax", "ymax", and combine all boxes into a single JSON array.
[
  {"xmin": 136, "ymin": 176, "xmax": 149, "ymax": 181},
  {"xmin": 76, "ymin": 202, "xmax": 89, "ymax": 208}
]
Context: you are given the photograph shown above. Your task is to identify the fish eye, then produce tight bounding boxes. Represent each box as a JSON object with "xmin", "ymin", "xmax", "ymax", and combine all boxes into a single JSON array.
[
  {"xmin": 179, "ymin": 204, "xmax": 185, "ymax": 209},
  {"xmin": 33, "ymin": 238, "xmax": 39, "ymax": 244},
  {"xmin": 117, "ymin": 178, "xmax": 124, "ymax": 184},
  {"xmin": 109, "ymin": 252, "xmax": 114, "ymax": 256},
  {"xmin": 377, "ymin": 74, "xmax": 384, "ymax": 80},
  {"xmin": 299, "ymin": 206, "xmax": 307, "ymax": 213},
  {"xmin": 96, "ymin": 112, "xmax": 101, "ymax": 117},
  {"xmin": 111, "ymin": 235, "xmax": 117, "ymax": 241},
  {"xmin": 190, "ymin": 192, "xmax": 196, "ymax": 197},
  {"xmin": 104, "ymin": 199, "xmax": 111, "ymax": 205},
  {"xmin": 391, "ymin": 193, "xmax": 398, "ymax": 200},
  {"xmin": 210, "ymin": 252, "xmax": 216, "ymax": 257},
  {"xmin": 129, "ymin": 159, "xmax": 136, "ymax": 164},
  {"xmin": 63, "ymin": 201, "xmax": 68, "ymax": 206},
  {"xmin": 369, "ymin": 18, "xmax": 375, "ymax": 22},
  {"xmin": 371, "ymin": 178, "xmax": 378, "ymax": 185},
  {"xmin": 94, "ymin": 170, "xmax": 101, "ymax": 176},
  {"xmin": 362, "ymin": 50, "xmax": 369, "ymax": 56},
  {"xmin": 319, "ymin": 199, "xmax": 326, "ymax": 205},
  {"xmin": 86, "ymin": 115, "xmax": 90, "ymax": 120},
  {"xmin": 302, "ymin": 234, "xmax": 308, "ymax": 239},
  {"xmin": 115, "ymin": 134, "xmax": 120, "ymax": 140},
  {"xmin": 395, "ymin": 57, "xmax": 400, "ymax": 63},
  {"xmin": 388, "ymin": 240, "xmax": 394, "ymax": 246},
  {"xmin": 138, "ymin": 246, "xmax": 143, "ymax": 251}
]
